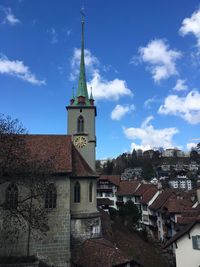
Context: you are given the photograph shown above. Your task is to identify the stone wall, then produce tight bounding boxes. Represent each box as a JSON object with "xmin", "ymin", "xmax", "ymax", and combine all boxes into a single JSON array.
[
  {"xmin": 71, "ymin": 213, "xmax": 101, "ymax": 246},
  {"xmin": 0, "ymin": 177, "xmax": 71, "ymax": 267}
]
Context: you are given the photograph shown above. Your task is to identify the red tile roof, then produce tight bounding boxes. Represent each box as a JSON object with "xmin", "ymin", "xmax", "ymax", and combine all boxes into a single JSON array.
[
  {"xmin": 72, "ymin": 238, "xmax": 133, "ymax": 267},
  {"xmin": 164, "ymin": 198, "xmax": 193, "ymax": 214},
  {"xmin": 149, "ymin": 189, "xmax": 175, "ymax": 210},
  {"xmin": 71, "ymin": 145, "xmax": 96, "ymax": 177},
  {"xmin": 98, "ymin": 175, "xmax": 121, "ymax": 186},
  {"xmin": 141, "ymin": 186, "xmax": 158, "ymax": 204},
  {"xmin": 23, "ymin": 134, "xmax": 95, "ymax": 176},
  {"xmin": 116, "ymin": 181, "xmax": 140, "ymax": 196},
  {"xmin": 134, "ymin": 184, "xmax": 154, "ymax": 197},
  {"xmin": 24, "ymin": 135, "xmax": 72, "ymax": 173}
]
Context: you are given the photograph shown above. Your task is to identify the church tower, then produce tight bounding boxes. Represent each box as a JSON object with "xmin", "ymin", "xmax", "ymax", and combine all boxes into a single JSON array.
[
  {"xmin": 67, "ymin": 10, "xmax": 96, "ymax": 172},
  {"xmin": 67, "ymin": 10, "xmax": 101, "ymax": 246}
]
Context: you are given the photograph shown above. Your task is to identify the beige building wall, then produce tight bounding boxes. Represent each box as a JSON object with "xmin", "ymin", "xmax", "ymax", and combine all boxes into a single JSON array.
[{"xmin": 67, "ymin": 107, "xmax": 96, "ymax": 171}]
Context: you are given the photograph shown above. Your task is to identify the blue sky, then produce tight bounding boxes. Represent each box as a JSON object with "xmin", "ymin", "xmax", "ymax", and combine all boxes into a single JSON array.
[{"xmin": 0, "ymin": 0, "xmax": 200, "ymax": 159}]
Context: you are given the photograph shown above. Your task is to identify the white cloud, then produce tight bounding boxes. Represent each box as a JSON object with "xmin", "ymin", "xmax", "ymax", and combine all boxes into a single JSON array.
[
  {"xmin": 2, "ymin": 7, "xmax": 20, "ymax": 26},
  {"xmin": 48, "ymin": 28, "xmax": 58, "ymax": 44},
  {"xmin": 111, "ymin": 104, "xmax": 135, "ymax": 120},
  {"xmin": 144, "ymin": 96, "xmax": 157, "ymax": 109},
  {"xmin": 0, "ymin": 54, "xmax": 46, "ymax": 85},
  {"xmin": 173, "ymin": 79, "xmax": 188, "ymax": 91},
  {"xmin": 88, "ymin": 71, "xmax": 133, "ymax": 101},
  {"xmin": 138, "ymin": 39, "xmax": 182, "ymax": 82},
  {"xmin": 130, "ymin": 143, "xmax": 153, "ymax": 152},
  {"xmin": 186, "ymin": 142, "xmax": 197, "ymax": 151},
  {"xmin": 123, "ymin": 116, "xmax": 178, "ymax": 150},
  {"xmin": 179, "ymin": 8, "xmax": 200, "ymax": 49},
  {"xmin": 70, "ymin": 48, "xmax": 99, "ymax": 81},
  {"xmin": 158, "ymin": 90, "xmax": 200, "ymax": 124},
  {"xmin": 70, "ymin": 48, "xmax": 133, "ymax": 101}
]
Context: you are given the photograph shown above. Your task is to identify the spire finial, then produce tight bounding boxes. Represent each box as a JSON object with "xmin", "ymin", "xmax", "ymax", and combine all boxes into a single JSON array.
[{"xmin": 76, "ymin": 6, "xmax": 89, "ymax": 101}]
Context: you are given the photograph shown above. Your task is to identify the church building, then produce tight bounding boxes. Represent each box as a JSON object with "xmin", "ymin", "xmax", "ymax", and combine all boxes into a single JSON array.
[{"xmin": 0, "ymin": 12, "xmax": 101, "ymax": 267}]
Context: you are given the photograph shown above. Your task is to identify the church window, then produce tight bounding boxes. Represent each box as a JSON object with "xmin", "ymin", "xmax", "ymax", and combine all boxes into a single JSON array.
[
  {"xmin": 45, "ymin": 183, "xmax": 57, "ymax": 209},
  {"xmin": 5, "ymin": 183, "xmax": 18, "ymax": 209},
  {"xmin": 74, "ymin": 181, "xmax": 80, "ymax": 203},
  {"xmin": 77, "ymin": 116, "xmax": 84, "ymax": 133},
  {"xmin": 89, "ymin": 182, "xmax": 93, "ymax": 202}
]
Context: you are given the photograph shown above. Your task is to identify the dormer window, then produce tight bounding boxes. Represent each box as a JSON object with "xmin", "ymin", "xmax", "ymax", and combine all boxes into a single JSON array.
[{"xmin": 77, "ymin": 115, "xmax": 84, "ymax": 133}]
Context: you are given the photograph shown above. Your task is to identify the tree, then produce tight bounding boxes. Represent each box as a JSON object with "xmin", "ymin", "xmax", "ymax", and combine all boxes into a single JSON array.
[
  {"xmin": 119, "ymin": 200, "xmax": 141, "ymax": 228},
  {"xmin": 102, "ymin": 159, "xmax": 114, "ymax": 174},
  {"xmin": 197, "ymin": 143, "xmax": 200, "ymax": 152},
  {"xmin": 0, "ymin": 114, "xmax": 53, "ymax": 256},
  {"xmin": 190, "ymin": 148, "xmax": 199, "ymax": 161}
]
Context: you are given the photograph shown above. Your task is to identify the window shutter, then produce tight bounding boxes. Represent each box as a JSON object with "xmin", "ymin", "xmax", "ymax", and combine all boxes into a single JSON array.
[{"xmin": 192, "ymin": 236, "xmax": 198, "ymax": 249}]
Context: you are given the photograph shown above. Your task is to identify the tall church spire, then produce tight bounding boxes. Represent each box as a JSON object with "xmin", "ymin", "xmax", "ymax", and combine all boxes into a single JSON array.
[{"xmin": 76, "ymin": 8, "xmax": 89, "ymax": 100}]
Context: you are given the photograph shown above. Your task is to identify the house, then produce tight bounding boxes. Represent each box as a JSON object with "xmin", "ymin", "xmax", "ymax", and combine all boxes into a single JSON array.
[
  {"xmin": 139, "ymin": 185, "xmax": 160, "ymax": 236},
  {"xmin": 165, "ymin": 219, "xmax": 200, "ymax": 267},
  {"xmin": 116, "ymin": 180, "xmax": 140, "ymax": 208},
  {"xmin": 97, "ymin": 175, "xmax": 120, "ymax": 209},
  {"xmin": 168, "ymin": 175, "xmax": 192, "ymax": 190}
]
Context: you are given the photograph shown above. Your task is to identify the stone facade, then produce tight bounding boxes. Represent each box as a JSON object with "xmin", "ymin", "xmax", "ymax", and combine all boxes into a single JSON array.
[{"xmin": 0, "ymin": 177, "xmax": 71, "ymax": 267}]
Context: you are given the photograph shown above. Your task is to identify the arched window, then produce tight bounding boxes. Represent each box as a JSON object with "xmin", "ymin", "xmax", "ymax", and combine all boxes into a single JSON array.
[
  {"xmin": 77, "ymin": 116, "xmax": 84, "ymax": 133},
  {"xmin": 5, "ymin": 183, "xmax": 18, "ymax": 209},
  {"xmin": 89, "ymin": 182, "xmax": 93, "ymax": 203},
  {"xmin": 74, "ymin": 181, "xmax": 80, "ymax": 203},
  {"xmin": 45, "ymin": 184, "xmax": 57, "ymax": 209}
]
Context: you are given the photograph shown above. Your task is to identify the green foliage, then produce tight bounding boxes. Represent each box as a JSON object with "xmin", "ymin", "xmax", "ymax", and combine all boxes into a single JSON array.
[
  {"xmin": 109, "ymin": 207, "xmax": 118, "ymax": 220},
  {"xmin": 119, "ymin": 200, "xmax": 141, "ymax": 226}
]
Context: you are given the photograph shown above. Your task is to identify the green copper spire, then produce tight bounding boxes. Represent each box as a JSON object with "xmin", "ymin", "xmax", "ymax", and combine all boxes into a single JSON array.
[{"xmin": 76, "ymin": 8, "xmax": 89, "ymax": 100}]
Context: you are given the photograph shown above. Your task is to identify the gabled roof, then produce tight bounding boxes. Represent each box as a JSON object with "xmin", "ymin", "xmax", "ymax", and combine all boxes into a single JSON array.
[
  {"xmin": 71, "ymin": 145, "xmax": 96, "ymax": 177},
  {"xmin": 23, "ymin": 134, "xmax": 95, "ymax": 176},
  {"xmin": 149, "ymin": 189, "xmax": 175, "ymax": 210},
  {"xmin": 116, "ymin": 181, "xmax": 140, "ymax": 196},
  {"xmin": 72, "ymin": 238, "xmax": 133, "ymax": 267},
  {"xmin": 141, "ymin": 186, "xmax": 158, "ymax": 204},
  {"xmin": 164, "ymin": 198, "xmax": 193, "ymax": 214},
  {"xmin": 24, "ymin": 135, "xmax": 72, "ymax": 173},
  {"xmin": 98, "ymin": 175, "xmax": 121, "ymax": 186},
  {"xmin": 134, "ymin": 184, "xmax": 154, "ymax": 197},
  {"xmin": 165, "ymin": 219, "xmax": 200, "ymax": 248}
]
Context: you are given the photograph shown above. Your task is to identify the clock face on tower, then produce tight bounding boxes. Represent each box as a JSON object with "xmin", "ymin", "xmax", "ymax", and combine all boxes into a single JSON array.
[{"xmin": 73, "ymin": 136, "xmax": 88, "ymax": 148}]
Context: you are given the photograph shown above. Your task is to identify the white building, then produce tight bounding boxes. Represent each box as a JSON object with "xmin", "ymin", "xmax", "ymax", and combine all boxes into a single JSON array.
[
  {"xmin": 165, "ymin": 220, "xmax": 200, "ymax": 267},
  {"xmin": 169, "ymin": 176, "xmax": 192, "ymax": 190}
]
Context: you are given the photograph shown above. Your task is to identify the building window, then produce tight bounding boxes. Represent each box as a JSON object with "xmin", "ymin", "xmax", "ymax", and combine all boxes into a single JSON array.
[
  {"xmin": 74, "ymin": 181, "xmax": 80, "ymax": 203},
  {"xmin": 77, "ymin": 116, "xmax": 84, "ymax": 133},
  {"xmin": 5, "ymin": 183, "xmax": 18, "ymax": 209},
  {"xmin": 192, "ymin": 235, "xmax": 200, "ymax": 250},
  {"xmin": 89, "ymin": 182, "xmax": 93, "ymax": 202},
  {"xmin": 143, "ymin": 205, "xmax": 148, "ymax": 211},
  {"xmin": 45, "ymin": 184, "xmax": 57, "ymax": 209},
  {"xmin": 143, "ymin": 215, "xmax": 149, "ymax": 222}
]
